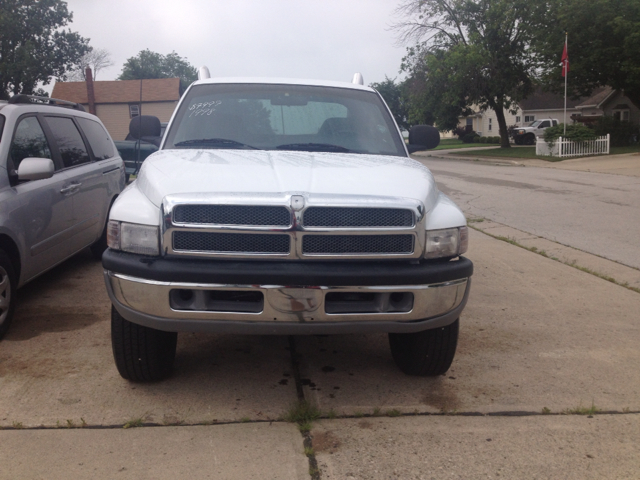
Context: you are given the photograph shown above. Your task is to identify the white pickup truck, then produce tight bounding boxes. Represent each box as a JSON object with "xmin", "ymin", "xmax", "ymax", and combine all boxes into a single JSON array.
[
  {"xmin": 102, "ymin": 74, "xmax": 473, "ymax": 381},
  {"xmin": 512, "ymin": 118, "xmax": 559, "ymax": 145}
]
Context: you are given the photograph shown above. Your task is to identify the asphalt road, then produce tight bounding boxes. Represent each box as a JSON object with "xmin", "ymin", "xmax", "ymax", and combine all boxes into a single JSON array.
[{"xmin": 421, "ymin": 157, "xmax": 640, "ymax": 269}]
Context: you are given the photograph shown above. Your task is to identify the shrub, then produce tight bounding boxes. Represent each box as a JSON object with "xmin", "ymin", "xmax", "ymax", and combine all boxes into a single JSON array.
[
  {"xmin": 462, "ymin": 132, "xmax": 479, "ymax": 143},
  {"xmin": 492, "ymin": 136, "xmax": 501, "ymax": 144},
  {"xmin": 452, "ymin": 126, "xmax": 467, "ymax": 139},
  {"xmin": 593, "ymin": 116, "xmax": 639, "ymax": 147},
  {"xmin": 543, "ymin": 123, "xmax": 596, "ymax": 148}
]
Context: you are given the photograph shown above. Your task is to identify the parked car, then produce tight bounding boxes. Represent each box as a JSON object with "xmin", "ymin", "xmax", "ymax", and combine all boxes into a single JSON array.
[
  {"xmin": 103, "ymin": 74, "xmax": 473, "ymax": 381},
  {"xmin": 512, "ymin": 118, "xmax": 559, "ymax": 145},
  {"xmin": 114, "ymin": 120, "xmax": 167, "ymax": 181},
  {"xmin": 0, "ymin": 94, "xmax": 125, "ymax": 339}
]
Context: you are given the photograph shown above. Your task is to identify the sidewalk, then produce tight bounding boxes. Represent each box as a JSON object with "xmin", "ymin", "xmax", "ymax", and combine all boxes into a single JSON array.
[{"xmin": 415, "ymin": 147, "xmax": 640, "ymax": 177}]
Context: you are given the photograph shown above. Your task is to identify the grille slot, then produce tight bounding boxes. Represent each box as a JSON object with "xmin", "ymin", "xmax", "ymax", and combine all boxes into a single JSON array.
[
  {"xmin": 173, "ymin": 231, "xmax": 290, "ymax": 254},
  {"xmin": 302, "ymin": 234, "xmax": 413, "ymax": 255},
  {"xmin": 170, "ymin": 289, "xmax": 264, "ymax": 313},
  {"xmin": 303, "ymin": 207, "xmax": 414, "ymax": 228},
  {"xmin": 173, "ymin": 205, "xmax": 290, "ymax": 226}
]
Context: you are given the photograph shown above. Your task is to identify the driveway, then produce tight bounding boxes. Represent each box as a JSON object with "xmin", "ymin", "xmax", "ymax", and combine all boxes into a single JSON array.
[{"xmin": 1, "ymin": 223, "xmax": 639, "ymax": 478}]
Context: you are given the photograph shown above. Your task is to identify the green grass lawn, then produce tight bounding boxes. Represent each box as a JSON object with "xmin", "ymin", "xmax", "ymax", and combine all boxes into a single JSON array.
[
  {"xmin": 453, "ymin": 145, "xmax": 639, "ymax": 160},
  {"xmin": 433, "ymin": 138, "xmax": 501, "ymax": 150}
]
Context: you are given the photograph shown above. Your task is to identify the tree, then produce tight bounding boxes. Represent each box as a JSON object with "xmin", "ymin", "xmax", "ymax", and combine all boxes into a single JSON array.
[
  {"xmin": 370, "ymin": 77, "xmax": 411, "ymax": 130},
  {"xmin": 118, "ymin": 50, "xmax": 198, "ymax": 93},
  {"xmin": 534, "ymin": 0, "xmax": 640, "ymax": 110},
  {"xmin": 67, "ymin": 47, "xmax": 114, "ymax": 81},
  {"xmin": 0, "ymin": 0, "xmax": 89, "ymax": 99},
  {"xmin": 395, "ymin": 0, "xmax": 543, "ymax": 147}
]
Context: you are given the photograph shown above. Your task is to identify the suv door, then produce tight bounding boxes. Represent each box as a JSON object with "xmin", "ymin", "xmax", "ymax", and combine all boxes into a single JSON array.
[
  {"xmin": 7, "ymin": 115, "xmax": 76, "ymax": 282},
  {"xmin": 43, "ymin": 115, "xmax": 111, "ymax": 249}
]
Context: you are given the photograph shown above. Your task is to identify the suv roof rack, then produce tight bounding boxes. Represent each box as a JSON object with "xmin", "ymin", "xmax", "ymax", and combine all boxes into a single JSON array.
[{"xmin": 8, "ymin": 94, "xmax": 86, "ymax": 112}]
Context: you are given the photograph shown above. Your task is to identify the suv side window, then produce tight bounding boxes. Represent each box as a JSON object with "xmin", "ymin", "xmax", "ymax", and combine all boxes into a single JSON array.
[
  {"xmin": 44, "ymin": 116, "xmax": 90, "ymax": 168},
  {"xmin": 539, "ymin": 120, "xmax": 550, "ymax": 128},
  {"xmin": 9, "ymin": 116, "xmax": 52, "ymax": 171},
  {"xmin": 76, "ymin": 117, "xmax": 115, "ymax": 160}
]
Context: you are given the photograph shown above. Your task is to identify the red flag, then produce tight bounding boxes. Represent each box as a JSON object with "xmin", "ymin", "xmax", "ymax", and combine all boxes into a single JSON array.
[{"xmin": 561, "ymin": 41, "xmax": 569, "ymax": 77}]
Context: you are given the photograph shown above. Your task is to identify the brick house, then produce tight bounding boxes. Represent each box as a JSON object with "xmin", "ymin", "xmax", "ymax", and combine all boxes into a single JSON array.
[{"xmin": 51, "ymin": 76, "xmax": 180, "ymax": 140}]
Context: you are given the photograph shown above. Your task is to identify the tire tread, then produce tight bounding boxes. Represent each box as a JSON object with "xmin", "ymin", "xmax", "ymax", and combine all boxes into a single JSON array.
[{"xmin": 389, "ymin": 319, "xmax": 459, "ymax": 376}]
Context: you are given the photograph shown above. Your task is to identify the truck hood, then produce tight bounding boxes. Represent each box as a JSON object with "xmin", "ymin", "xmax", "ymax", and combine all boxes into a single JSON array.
[{"xmin": 136, "ymin": 149, "xmax": 439, "ymax": 208}]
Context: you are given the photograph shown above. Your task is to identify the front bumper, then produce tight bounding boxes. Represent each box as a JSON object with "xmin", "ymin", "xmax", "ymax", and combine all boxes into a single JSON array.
[{"xmin": 103, "ymin": 250, "xmax": 472, "ymax": 334}]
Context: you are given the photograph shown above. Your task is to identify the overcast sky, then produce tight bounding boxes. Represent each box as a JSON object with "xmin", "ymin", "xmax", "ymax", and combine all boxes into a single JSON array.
[{"xmin": 60, "ymin": 0, "xmax": 409, "ymax": 87}]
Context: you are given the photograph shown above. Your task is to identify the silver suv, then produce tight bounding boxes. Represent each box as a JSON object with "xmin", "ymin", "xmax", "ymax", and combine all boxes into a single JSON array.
[{"xmin": 0, "ymin": 95, "xmax": 125, "ymax": 338}]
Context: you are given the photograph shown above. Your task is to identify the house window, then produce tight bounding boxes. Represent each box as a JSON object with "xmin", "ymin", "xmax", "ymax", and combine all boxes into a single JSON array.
[
  {"xmin": 129, "ymin": 104, "xmax": 140, "ymax": 118},
  {"xmin": 488, "ymin": 118, "xmax": 492, "ymax": 131},
  {"xmin": 524, "ymin": 115, "xmax": 535, "ymax": 123},
  {"xmin": 613, "ymin": 109, "xmax": 630, "ymax": 121},
  {"xmin": 516, "ymin": 116, "xmax": 521, "ymax": 123},
  {"xmin": 466, "ymin": 118, "xmax": 473, "ymax": 126}
]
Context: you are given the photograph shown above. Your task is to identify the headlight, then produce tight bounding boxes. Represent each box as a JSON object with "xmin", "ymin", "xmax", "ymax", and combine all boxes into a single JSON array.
[
  {"xmin": 425, "ymin": 226, "xmax": 468, "ymax": 259},
  {"xmin": 107, "ymin": 220, "xmax": 160, "ymax": 256},
  {"xmin": 516, "ymin": 130, "xmax": 525, "ymax": 135}
]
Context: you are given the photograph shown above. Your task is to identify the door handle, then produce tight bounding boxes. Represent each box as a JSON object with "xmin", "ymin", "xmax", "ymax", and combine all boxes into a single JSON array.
[{"xmin": 60, "ymin": 182, "xmax": 82, "ymax": 194}]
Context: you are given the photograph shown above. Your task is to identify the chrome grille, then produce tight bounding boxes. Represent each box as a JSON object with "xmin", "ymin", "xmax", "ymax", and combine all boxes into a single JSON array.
[
  {"xmin": 173, "ymin": 231, "xmax": 290, "ymax": 254},
  {"xmin": 303, "ymin": 207, "xmax": 414, "ymax": 227},
  {"xmin": 173, "ymin": 205, "xmax": 290, "ymax": 226},
  {"xmin": 302, "ymin": 235, "xmax": 414, "ymax": 255}
]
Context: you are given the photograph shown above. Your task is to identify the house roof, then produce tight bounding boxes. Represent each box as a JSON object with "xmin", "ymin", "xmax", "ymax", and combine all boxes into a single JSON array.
[
  {"xmin": 51, "ymin": 78, "xmax": 181, "ymax": 104},
  {"xmin": 575, "ymin": 86, "xmax": 614, "ymax": 109},
  {"xmin": 519, "ymin": 89, "xmax": 584, "ymax": 111}
]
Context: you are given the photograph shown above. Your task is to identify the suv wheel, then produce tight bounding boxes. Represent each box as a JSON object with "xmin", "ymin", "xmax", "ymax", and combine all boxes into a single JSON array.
[
  {"xmin": 89, "ymin": 222, "xmax": 109, "ymax": 260},
  {"xmin": 111, "ymin": 306, "xmax": 177, "ymax": 381},
  {"xmin": 388, "ymin": 319, "xmax": 459, "ymax": 376},
  {"xmin": 525, "ymin": 134, "xmax": 536, "ymax": 145},
  {"xmin": 0, "ymin": 249, "xmax": 17, "ymax": 340}
]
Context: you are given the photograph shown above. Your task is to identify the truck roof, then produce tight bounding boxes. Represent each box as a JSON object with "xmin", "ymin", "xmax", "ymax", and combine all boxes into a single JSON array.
[{"xmin": 191, "ymin": 77, "xmax": 374, "ymax": 92}]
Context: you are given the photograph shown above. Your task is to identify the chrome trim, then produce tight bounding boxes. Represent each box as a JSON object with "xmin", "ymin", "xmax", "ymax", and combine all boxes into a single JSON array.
[
  {"xmin": 161, "ymin": 193, "xmax": 426, "ymax": 260},
  {"xmin": 106, "ymin": 270, "xmax": 467, "ymax": 323}
]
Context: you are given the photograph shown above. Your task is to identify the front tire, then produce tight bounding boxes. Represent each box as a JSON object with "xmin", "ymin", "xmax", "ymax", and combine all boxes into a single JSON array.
[
  {"xmin": 111, "ymin": 306, "xmax": 177, "ymax": 381},
  {"xmin": 525, "ymin": 134, "xmax": 536, "ymax": 145},
  {"xmin": 389, "ymin": 319, "xmax": 459, "ymax": 376},
  {"xmin": 0, "ymin": 249, "xmax": 17, "ymax": 340}
]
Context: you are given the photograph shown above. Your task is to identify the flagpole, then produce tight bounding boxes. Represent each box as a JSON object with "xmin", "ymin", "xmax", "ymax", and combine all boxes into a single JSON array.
[{"xmin": 563, "ymin": 33, "xmax": 568, "ymax": 136}]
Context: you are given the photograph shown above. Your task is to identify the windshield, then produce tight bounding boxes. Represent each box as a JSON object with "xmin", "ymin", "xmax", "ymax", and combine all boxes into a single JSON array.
[
  {"xmin": 529, "ymin": 120, "xmax": 542, "ymax": 127},
  {"xmin": 164, "ymin": 83, "xmax": 406, "ymax": 156}
]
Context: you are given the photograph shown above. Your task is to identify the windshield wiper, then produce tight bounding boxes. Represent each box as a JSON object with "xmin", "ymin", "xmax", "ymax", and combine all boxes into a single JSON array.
[
  {"xmin": 174, "ymin": 138, "xmax": 257, "ymax": 149},
  {"xmin": 275, "ymin": 143, "xmax": 352, "ymax": 153}
]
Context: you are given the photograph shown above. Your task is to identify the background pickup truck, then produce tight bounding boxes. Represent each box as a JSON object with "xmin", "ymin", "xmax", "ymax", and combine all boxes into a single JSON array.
[
  {"xmin": 512, "ymin": 118, "xmax": 559, "ymax": 145},
  {"xmin": 114, "ymin": 119, "xmax": 166, "ymax": 180}
]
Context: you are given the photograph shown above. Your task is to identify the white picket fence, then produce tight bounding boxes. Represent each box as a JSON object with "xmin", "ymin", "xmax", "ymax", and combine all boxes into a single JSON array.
[{"xmin": 536, "ymin": 134, "xmax": 610, "ymax": 158}]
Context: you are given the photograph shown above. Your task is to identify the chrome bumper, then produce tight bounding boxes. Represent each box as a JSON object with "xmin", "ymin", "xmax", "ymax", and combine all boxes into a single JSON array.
[{"xmin": 105, "ymin": 270, "xmax": 470, "ymax": 334}]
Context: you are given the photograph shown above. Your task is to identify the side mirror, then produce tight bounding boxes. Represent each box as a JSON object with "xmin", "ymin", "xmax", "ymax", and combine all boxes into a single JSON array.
[
  {"xmin": 129, "ymin": 115, "xmax": 161, "ymax": 140},
  {"xmin": 17, "ymin": 157, "xmax": 55, "ymax": 181},
  {"xmin": 407, "ymin": 125, "xmax": 440, "ymax": 153}
]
